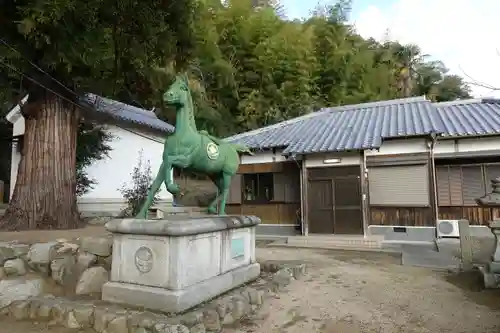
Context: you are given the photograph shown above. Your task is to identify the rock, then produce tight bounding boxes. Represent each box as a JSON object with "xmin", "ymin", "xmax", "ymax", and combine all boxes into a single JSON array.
[
  {"xmin": 10, "ymin": 300, "xmax": 31, "ymax": 320},
  {"xmin": 81, "ymin": 237, "xmax": 112, "ymax": 257},
  {"xmin": 93, "ymin": 309, "xmax": 117, "ymax": 333},
  {"xmin": 158, "ymin": 324, "xmax": 189, "ymax": 333},
  {"xmin": 230, "ymin": 297, "xmax": 247, "ymax": 321},
  {"xmin": 0, "ymin": 267, "xmax": 6, "ymax": 280},
  {"xmin": 214, "ymin": 298, "xmax": 232, "ymax": 320},
  {"xmin": 0, "ymin": 245, "xmax": 16, "ymax": 265},
  {"xmin": 64, "ymin": 311, "xmax": 82, "ymax": 329},
  {"xmin": 50, "ymin": 255, "xmax": 77, "ymax": 287},
  {"xmin": 76, "ymin": 266, "xmax": 109, "ymax": 295},
  {"xmin": 180, "ymin": 311, "xmax": 203, "ymax": 327},
  {"xmin": 87, "ymin": 216, "xmax": 113, "ymax": 225},
  {"xmin": 134, "ymin": 328, "xmax": 151, "ymax": 333},
  {"xmin": 247, "ymin": 288, "xmax": 263, "ymax": 306},
  {"xmin": 37, "ymin": 303, "xmax": 53, "ymax": 320},
  {"xmin": 27, "ymin": 242, "xmax": 58, "ymax": 264},
  {"xmin": 271, "ymin": 269, "xmax": 292, "ymax": 291},
  {"xmin": 203, "ymin": 309, "xmax": 221, "ymax": 332},
  {"xmin": 107, "ymin": 315, "xmax": 128, "ymax": 333},
  {"xmin": 76, "ymin": 252, "xmax": 98, "ymax": 273},
  {"xmin": 10, "ymin": 244, "xmax": 30, "ymax": 258},
  {"xmin": 73, "ymin": 304, "xmax": 95, "ymax": 328},
  {"xmin": 190, "ymin": 324, "xmax": 206, "ymax": 333},
  {"xmin": 0, "ymin": 278, "xmax": 44, "ymax": 308},
  {"xmin": 3, "ymin": 258, "xmax": 27, "ymax": 276},
  {"xmin": 56, "ymin": 242, "xmax": 79, "ymax": 255}
]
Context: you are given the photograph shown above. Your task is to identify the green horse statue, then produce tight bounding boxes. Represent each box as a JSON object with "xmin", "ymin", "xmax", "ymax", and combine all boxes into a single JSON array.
[{"xmin": 136, "ymin": 74, "xmax": 253, "ymax": 218}]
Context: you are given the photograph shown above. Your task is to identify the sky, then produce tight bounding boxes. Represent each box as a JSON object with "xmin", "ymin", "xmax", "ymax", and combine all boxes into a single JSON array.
[{"xmin": 281, "ymin": 0, "xmax": 500, "ymax": 98}]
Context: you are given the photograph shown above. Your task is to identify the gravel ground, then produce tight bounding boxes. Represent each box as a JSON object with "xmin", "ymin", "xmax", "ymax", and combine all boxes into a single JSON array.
[
  {"xmin": 1, "ymin": 233, "xmax": 499, "ymax": 332},
  {"xmin": 231, "ymin": 247, "xmax": 500, "ymax": 333}
]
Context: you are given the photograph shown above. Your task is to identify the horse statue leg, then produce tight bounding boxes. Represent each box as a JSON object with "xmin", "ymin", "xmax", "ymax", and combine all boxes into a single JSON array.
[
  {"xmin": 136, "ymin": 162, "xmax": 166, "ymax": 219},
  {"xmin": 207, "ymin": 174, "xmax": 223, "ymax": 214},
  {"xmin": 218, "ymin": 173, "xmax": 233, "ymax": 215}
]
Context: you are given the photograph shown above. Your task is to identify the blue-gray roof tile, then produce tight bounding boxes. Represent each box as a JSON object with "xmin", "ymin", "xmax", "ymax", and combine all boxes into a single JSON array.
[
  {"xmin": 82, "ymin": 94, "xmax": 174, "ymax": 133},
  {"xmin": 434, "ymin": 98, "xmax": 500, "ymax": 137},
  {"xmin": 227, "ymin": 96, "xmax": 441, "ymax": 154}
]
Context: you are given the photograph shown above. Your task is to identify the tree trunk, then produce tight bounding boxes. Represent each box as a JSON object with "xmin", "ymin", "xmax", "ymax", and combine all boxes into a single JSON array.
[{"xmin": 0, "ymin": 94, "xmax": 81, "ymax": 230}]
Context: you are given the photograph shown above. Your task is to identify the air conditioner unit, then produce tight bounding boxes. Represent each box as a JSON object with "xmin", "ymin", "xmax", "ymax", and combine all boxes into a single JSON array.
[{"xmin": 436, "ymin": 220, "xmax": 460, "ymax": 238}]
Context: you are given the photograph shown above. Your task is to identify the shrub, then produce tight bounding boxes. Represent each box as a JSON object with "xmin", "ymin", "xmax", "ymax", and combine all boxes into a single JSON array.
[{"xmin": 119, "ymin": 150, "xmax": 159, "ymax": 217}]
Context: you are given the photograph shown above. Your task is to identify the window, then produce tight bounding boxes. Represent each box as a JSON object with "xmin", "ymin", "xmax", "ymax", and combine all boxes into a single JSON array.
[{"xmin": 243, "ymin": 173, "xmax": 274, "ymax": 202}]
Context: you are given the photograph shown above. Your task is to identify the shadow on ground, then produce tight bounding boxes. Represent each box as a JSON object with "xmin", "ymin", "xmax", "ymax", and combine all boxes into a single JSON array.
[{"xmin": 444, "ymin": 269, "xmax": 500, "ymax": 310}]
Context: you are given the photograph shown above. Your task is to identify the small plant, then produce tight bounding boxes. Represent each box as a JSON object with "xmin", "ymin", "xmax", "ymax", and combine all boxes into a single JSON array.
[{"xmin": 119, "ymin": 150, "xmax": 159, "ymax": 217}]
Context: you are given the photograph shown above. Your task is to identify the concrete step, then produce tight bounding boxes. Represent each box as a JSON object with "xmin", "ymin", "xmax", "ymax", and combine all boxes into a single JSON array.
[{"xmin": 282, "ymin": 235, "xmax": 385, "ymax": 251}]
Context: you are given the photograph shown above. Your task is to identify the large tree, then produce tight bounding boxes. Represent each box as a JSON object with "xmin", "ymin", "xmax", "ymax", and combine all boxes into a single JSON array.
[{"xmin": 0, "ymin": 0, "xmax": 197, "ymax": 230}]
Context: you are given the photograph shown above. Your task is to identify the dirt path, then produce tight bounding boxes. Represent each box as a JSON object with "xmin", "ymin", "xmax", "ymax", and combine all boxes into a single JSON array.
[{"xmin": 233, "ymin": 247, "xmax": 500, "ymax": 333}]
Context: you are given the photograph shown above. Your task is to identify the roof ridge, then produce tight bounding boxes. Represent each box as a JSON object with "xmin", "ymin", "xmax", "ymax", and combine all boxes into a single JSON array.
[
  {"xmin": 86, "ymin": 93, "xmax": 158, "ymax": 119},
  {"xmin": 226, "ymin": 96, "xmax": 429, "ymax": 141},
  {"xmin": 434, "ymin": 98, "xmax": 500, "ymax": 107}
]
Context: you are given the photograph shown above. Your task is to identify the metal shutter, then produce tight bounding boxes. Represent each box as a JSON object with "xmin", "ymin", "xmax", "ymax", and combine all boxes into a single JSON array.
[
  {"xmin": 436, "ymin": 166, "xmax": 451, "ymax": 206},
  {"xmin": 449, "ymin": 166, "xmax": 464, "ymax": 206},
  {"xmin": 368, "ymin": 164, "xmax": 429, "ymax": 206},
  {"xmin": 461, "ymin": 165, "xmax": 484, "ymax": 206}
]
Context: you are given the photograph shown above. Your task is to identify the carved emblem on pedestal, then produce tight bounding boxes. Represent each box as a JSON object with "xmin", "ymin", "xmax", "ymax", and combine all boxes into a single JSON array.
[{"xmin": 134, "ymin": 246, "xmax": 153, "ymax": 273}]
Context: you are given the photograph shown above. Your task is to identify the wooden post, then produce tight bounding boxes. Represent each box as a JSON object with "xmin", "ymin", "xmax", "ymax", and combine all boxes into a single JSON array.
[
  {"xmin": 360, "ymin": 151, "xmax": 369, "ymax": 237},
  {"xmin": 300, "ymin": 157, "xmax": 309, "ymax": 236},
  {"xmin": 458, "ymin": 219, "xmax": 473, "ymax": 270}
]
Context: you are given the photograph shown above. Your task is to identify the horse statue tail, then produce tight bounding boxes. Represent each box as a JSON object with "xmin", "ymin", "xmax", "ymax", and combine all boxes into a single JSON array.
[{"xmin": 231, "ymin": 143, "xmax": 254, "ymax": 156}]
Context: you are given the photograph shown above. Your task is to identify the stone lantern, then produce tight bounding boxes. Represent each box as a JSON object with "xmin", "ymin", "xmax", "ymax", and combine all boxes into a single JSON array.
[{"xmin": 475, "ymin": 177, "xmax": 500, "ymax": 288}]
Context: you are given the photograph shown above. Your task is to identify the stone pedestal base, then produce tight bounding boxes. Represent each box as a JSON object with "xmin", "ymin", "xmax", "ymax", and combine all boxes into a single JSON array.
[
  {"xmin": 101, "ymin": 216, "xmax": 261, "ymax": 313},
  {"xmin": 102, "ymin": 262, "xmax": 260, "ymax": 313},
  {"xmin": 478, "ymin": 265, "xmax": 500, "ymax": 289}
]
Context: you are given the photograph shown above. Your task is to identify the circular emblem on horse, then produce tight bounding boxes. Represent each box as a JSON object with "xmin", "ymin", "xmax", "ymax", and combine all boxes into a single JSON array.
[
  {"xmin": 134, "ymin": 246, "xmax": 153, "ymax": 273},
  {"xmin": 206, "ymin": 142, "xmax": 220, "ymax": 160}
]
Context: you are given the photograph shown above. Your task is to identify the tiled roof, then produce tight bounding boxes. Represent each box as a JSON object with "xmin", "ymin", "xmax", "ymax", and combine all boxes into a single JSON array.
[
  {"xmin": 82, "ymin": 94, "xmax": 174, "ymax": 133},
  {"xmin": 434, "ymin": 98, "xmax": 500, "ymax": 137},
  {"xmin": 226, "ymin": 96, "xmax": 440, "ymax": 154}
]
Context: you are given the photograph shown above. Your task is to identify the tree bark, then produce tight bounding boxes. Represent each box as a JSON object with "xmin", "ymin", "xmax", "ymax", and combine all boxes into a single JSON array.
[{"xmin": 0, "ymin": 94, "xmax": 81, "ymax": 230}]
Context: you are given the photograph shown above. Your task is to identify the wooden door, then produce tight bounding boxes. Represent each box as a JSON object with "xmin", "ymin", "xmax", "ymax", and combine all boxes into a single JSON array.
[
  {"xmin": 333, "ymin": 176, "xmax": 363, "ymax": 234},
  {"xmin": 308, "ymin": 179, "xmax": 334, "ymax": 233},
  {"xmin": 307, "ymin": 166, "xmax": 363, "ymax": 235}
]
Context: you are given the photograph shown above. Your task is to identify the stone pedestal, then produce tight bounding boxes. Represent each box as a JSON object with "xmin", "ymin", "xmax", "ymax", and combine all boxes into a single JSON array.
[
  {"xmin": 101, "ymin": 215, "xmax": 261, "ymax": 313},
  {"xmin": 479, "ymin": 219, "xmax": 500, "ymax": 288}
]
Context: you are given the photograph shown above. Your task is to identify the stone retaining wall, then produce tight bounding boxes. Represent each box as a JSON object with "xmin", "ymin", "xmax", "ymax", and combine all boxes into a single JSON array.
[
  {"xmin": 1, "ymin": 236, "xmax": 113, "ymax": 303},
  {"xmin": 1, "ymin": 237, "xmax": 307, "ymax": 332}
]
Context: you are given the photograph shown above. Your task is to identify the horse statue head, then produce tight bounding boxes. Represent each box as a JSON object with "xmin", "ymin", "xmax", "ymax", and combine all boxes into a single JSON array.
[{"xmin": 163, "ymin": 74, "xmax": 190, "ymax": 107}]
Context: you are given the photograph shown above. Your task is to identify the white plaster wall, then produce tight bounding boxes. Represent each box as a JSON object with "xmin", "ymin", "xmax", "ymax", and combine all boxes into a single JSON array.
[
  {"xmin": 240, "ymin": 150, "xmax": 301, "ymax": 164},
  {"xmin": 9, "ymin": 121, "xmax": 172, "ymax": 203},
  {"xmin": 435, "ymin": 137, "xmax": 500, "ymax": 155},
  {"xmin": 80, "ymin": 125, "xmax": 171, "ymax": 201},
  {"xmin": 305, "ymin": 152, "xmax": 361, "ymax": 168},
  {"xmin": 364, "ymin": 138, "xmax": 429, "ymax": 156},
  {"xmin": 362, "ymin": 136, "xmax": 500, "ymax": 157}
]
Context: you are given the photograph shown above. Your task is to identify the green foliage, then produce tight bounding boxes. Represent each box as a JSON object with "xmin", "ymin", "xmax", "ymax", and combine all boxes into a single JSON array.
[
  {"xmin": 1, "ymin": 0, "xmax": 198, "ymax": 104},
  {"xmin": 167, "ymin": 0, "xmax": 473, "ymax": 136},
  {"xmin": 119, "ymin": 150, "xmax": 159, "ymax": 217},
  {"xmin": 76, "ymin": 123, "xmax": 113, "ymax": 196}
]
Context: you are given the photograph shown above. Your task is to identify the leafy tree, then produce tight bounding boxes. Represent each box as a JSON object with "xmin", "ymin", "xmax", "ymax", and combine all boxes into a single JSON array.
[{"xmin": 0, "ymin": 0, "xmax": 197, "ymax": 230}]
